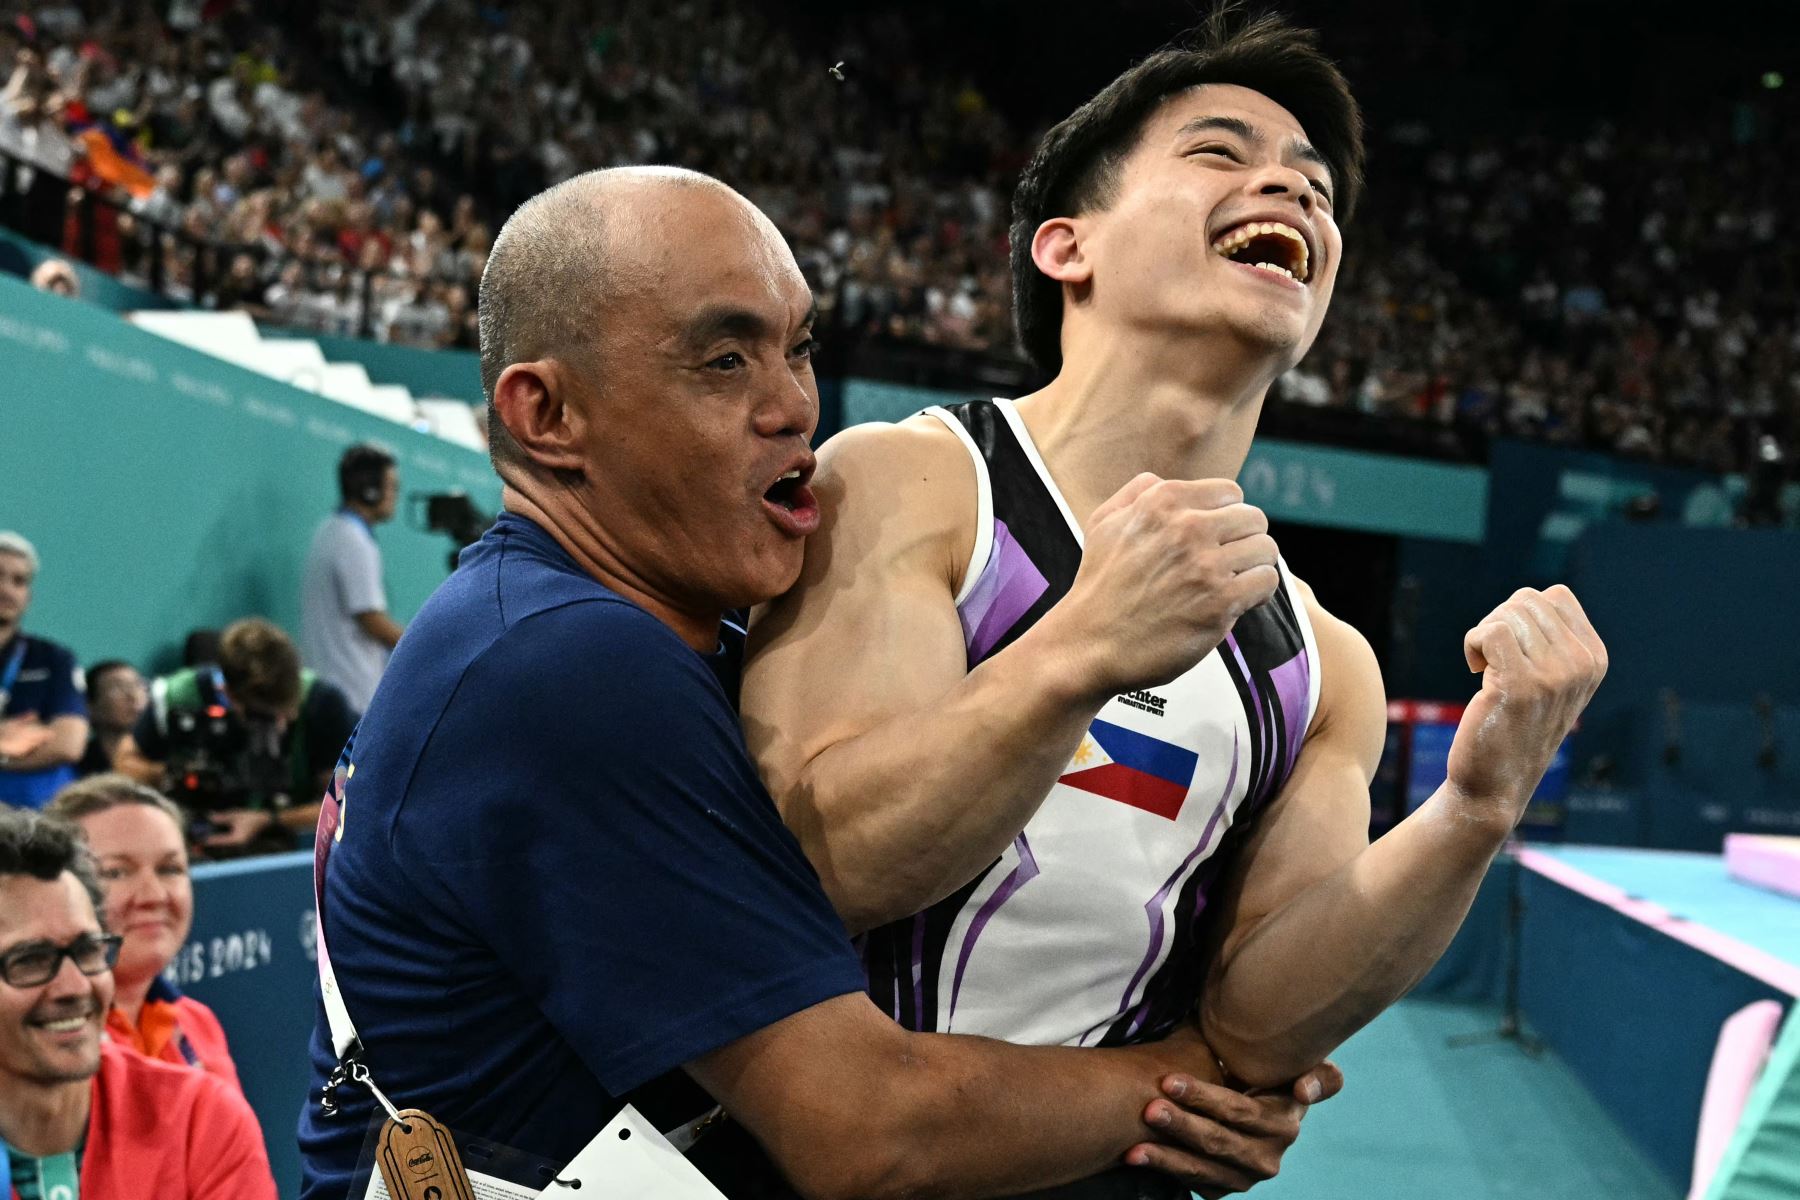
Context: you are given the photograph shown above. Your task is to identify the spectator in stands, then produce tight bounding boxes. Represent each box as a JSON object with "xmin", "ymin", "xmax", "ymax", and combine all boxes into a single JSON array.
[
  {"xmin": 0, "ymin": 46, "xmax": 74, "ymax": 247},
  {"xmin": 0, "ymin": 532, "xmax": 88, "ymax": 810},
  {"xmin": 75, "ymin": 660, "xmax": 144, "ymax": 778},
  {"xmin": 47, "ymin": 774, "xmax": 242, "ymax": 1091},
  {"xmin": 1, "ymin": 0, "xmax": 1792, "ymax": 480},
  {"xmin": 26, "ymin": 255, "xmax": 76, "ymax": 295},
  {"xmin": 0, "ymin": 808, "xmax": 275, "ymax": 1198},
  {"xmin": 115, "ymin": 617, "xmax": 357, "ymax": 855},
  {"xmin": 209, "ymin": 249, "xmax": 267, "ymax": 318},
  {"xmin": 300, "ymin": 444, "xmax": 403, "ymax": 713}
]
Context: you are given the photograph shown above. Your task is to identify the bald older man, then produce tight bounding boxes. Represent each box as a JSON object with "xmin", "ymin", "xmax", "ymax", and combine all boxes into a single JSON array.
[{"xmin": 299, "ymin": 168, "xmax": 1327, "ymax": 1200}]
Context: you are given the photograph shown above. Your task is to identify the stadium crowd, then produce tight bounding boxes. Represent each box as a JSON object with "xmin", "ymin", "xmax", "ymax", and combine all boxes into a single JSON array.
[{"xmin": 0, "ymin": 0, "xmax": 1794, "ymax": 478}]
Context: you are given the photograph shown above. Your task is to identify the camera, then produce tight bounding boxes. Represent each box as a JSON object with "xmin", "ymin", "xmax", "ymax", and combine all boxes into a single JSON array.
[
  {"xmin": 417, "ymin": 491, "xmax": 494, "ymax": 571},
  {"xmin": 162, "ymin": 701, "xmax": 292, "ymax": 820}
]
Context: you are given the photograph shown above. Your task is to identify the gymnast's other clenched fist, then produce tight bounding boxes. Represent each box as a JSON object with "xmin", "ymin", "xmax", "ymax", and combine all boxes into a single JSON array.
[
  {"xmin": 1038, "ymin": 473, "xmax": 1281, "ymax": 699},
  {"xmin": 1446, "ymin": 584, "xmax": 1609, "ymax": 826}
]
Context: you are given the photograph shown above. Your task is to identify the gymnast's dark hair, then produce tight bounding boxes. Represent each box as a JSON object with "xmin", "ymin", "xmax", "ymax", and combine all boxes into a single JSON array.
[
  {"xmin": 1009, "ymin": 5, "xmax": 1365, "ymax": 373},
  {"xmin": 0, "ymin": 807, "xmax": 106, "ymax": 918}
]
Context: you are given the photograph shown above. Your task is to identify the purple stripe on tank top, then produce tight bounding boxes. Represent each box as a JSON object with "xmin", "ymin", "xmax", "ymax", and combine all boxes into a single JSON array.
[
  {"xmin": 959, "ymin": 520, "xmax": 1050, "ymax": 664},
  {"xmin": 1268, "ymin": 651, "xmax": 1311, "ymax": 781},
  {"xmin": 1112, "ymin": 733, "xmax": 1241, "ymax": 1043},
  {"xmin": 947, "ymin": 833, "xmax": 1040, "ymax": 1026}
]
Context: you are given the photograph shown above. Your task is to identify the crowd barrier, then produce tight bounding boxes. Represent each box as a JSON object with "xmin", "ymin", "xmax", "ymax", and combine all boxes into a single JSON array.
[{"xmin": 180, "ymin": 852, "xmax": 316, "ymax": 1198}]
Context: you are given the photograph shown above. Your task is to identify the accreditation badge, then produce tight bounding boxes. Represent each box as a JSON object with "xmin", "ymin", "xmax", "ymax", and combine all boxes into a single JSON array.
[{"xmin": 356, "ymin": 1105, "xmax": 726, "ymax": 1199}]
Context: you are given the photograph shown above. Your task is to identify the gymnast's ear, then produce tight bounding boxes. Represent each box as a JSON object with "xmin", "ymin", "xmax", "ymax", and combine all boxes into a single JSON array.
[{"xmin": 1031, "ymin": 216, "xmax": 1092, "ymax": 286}]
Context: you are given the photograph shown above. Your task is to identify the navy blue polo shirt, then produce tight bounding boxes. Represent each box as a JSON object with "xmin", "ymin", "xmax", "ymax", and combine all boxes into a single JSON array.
[
  {"xmin": 298, "ymin": 514, "xmax": 865, "ymax": 1198},
  {"xmin": 0, "ymin": 632, "xmax": 87, "ymax": 808}
]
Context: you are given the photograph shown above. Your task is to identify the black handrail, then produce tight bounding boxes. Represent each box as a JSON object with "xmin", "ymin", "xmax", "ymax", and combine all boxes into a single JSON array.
[{"xmin": 0, "ymin": 143, "xmax": 377, "ymax": 338}]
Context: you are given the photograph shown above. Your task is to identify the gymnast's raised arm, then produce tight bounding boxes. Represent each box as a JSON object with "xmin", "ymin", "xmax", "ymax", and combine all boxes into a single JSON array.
[
  {"xmin": 1195, "ymin": 582, "xmax": 1607, "ymax": 1086},
  {"xmin": 742, "ymin": 416, "xmax": 1279, "ymax": 935}
]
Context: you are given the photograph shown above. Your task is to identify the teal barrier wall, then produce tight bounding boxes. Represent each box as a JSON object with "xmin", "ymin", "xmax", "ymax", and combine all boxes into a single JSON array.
[
  {"xmin": 839, "ymin": 378, "xmax": 1489, "ymax": 542},
  {"xmin": 1518, "ymin": 867, "xmax": 1790, "ymax": 1188},
  {"xmin": 0, "ymin": 272, "xmax": 500, "ymax": 672},
  {"xmin": 1484, "ymin": 438, "xmax": 1740, "ymax": 583},
  {"xmin": 264, "ymin": 326, "xmax": 483, "ymax": 406},
  {"xmin": 1238, "ymin": 439, "xmax": 1486, "ymax": 542},
  {"xmin": 176, "ymin": 852, "xmax": 315, "ymax": 1199},
  {"xmin": 0, "ymin": 225, "xmax": 180, "ymax": 313}
]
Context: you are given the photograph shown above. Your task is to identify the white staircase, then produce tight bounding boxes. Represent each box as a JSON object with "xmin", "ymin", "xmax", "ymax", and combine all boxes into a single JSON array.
[{"xmin": 126, "ymin": 311, "xmax": 486, "ymax": 451}]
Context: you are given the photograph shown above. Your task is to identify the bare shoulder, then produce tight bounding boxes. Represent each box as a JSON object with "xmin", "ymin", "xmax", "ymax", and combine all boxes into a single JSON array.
[
  {"xmin": 1288, "ymin": 576, "xmax": 1376, "ymax": 672},
  {"xmin": 809, "ymin": 414, "xmax": 981, "ymax": 587},
  {"xmin": 1288, "ymin": 575, "xmax": 1387, "ymax": 766}
]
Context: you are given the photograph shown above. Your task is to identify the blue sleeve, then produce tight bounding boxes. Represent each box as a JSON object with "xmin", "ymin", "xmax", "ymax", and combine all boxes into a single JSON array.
[
  {"xmin": 41, "ymin": 643, "xmax": 86, "ymax": 721},
  {"xmin": 392, "ymin": 600, "xmax": 867, "ymax": 1095}
]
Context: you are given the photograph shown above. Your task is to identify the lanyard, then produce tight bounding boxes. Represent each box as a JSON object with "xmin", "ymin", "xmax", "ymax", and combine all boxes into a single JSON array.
[
  {"xmin": 0, "ymin": 638, "xmax": 27, "ymax": 713},
  {"xmin": 0, "ymin": 1134, "xmax": 79, "ymax": 1200},
  {"xmin": 313, "ymin": 762, "xmax": 362, "ymax": 1075}
]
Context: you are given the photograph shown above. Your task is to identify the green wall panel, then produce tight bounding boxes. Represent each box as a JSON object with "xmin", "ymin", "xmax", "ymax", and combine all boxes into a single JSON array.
[{"xmin": 0, "ymin": 273, "xmax": 499, "ymax": 673}]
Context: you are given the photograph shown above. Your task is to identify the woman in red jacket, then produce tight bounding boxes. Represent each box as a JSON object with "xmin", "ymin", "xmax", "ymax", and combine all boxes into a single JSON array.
[
  {"xmin": 46, "ymin": 775, "xmax": 242, "ymax": 1092},
  {"xmin": 0, "ymin": 807, "xmax": 273, "ymax": 1200}
]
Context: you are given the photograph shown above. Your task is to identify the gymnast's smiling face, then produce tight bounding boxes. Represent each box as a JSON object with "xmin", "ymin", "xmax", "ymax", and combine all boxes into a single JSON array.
[{"xmin": 1039, "ymin": 84, "xmax": 1344, "ymax": 375}]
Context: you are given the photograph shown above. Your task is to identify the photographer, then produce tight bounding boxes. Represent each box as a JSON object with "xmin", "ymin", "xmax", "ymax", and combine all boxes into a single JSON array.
[
  {"xmin": 114, "ymin": 618, "xmax": 358, "ymax": 854},
  {"xmin": 300, "ymin": 444, "xmax": 404, "ymax": 713}
]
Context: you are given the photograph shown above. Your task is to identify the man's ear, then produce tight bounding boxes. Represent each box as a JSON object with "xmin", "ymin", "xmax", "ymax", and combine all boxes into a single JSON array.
[
  {"xmin": 491, "ymin": 360, "xmax": 589, "ymax": 476},
  {"xmin": 1031, "ymin": 216, "xmax": 1093, "ymax": 286}
]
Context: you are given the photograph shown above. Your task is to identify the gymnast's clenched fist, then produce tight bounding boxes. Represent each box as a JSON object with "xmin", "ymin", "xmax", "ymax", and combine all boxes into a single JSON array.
[{"xmin": 1446, "ymin": 584, "xmax": 1609, "ymax": 827}]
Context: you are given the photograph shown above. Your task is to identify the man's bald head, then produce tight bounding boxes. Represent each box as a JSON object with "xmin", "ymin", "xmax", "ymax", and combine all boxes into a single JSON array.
[{"xmin": 477, "ymin": 167, "xmax": 761, "ymax": 470}]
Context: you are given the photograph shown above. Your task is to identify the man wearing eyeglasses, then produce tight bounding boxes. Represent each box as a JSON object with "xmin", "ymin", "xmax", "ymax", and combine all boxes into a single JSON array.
[{"xmin": 0, "ymin": 808, "xmax": 276, "ymax": 1198}]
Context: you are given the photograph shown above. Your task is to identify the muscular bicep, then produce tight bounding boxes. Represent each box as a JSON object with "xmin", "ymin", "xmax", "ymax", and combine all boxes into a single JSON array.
[
  {"xmin": 1205, "ymin": 592, "xmax": 1388, "ymax": 971},
  {"xmin": 742, "ymin": 420, "xmax": 974, "ymax": 809}
]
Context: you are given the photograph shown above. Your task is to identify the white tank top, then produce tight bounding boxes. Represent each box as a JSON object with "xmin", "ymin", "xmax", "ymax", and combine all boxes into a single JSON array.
[{"xmin": 859, "ymin": 399, "xmax": 1322, "ymax": 1047}]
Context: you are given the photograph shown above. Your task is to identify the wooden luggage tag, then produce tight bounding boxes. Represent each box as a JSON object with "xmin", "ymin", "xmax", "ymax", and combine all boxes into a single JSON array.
[{"xmin": 376, "ymin": 1108, "xmax": 477, "ymax": 1200}]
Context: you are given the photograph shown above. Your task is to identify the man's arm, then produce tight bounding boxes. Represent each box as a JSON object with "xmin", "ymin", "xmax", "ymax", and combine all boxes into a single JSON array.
[
  {"xmin": 421, "ymin": 599, "xmax": 1329, "ymax": 1199},
  {"xmin": 1198, "ymin": 584, "xmax": 1607, "ymax": 1086},
  {"xmin": 0, "ymin": 714, "xmax": 86, "ymax": 769},
  {"xmin": 689, "ymin": 992, "xmax": 1329, "ymax": 1200},
  {"xmin": 336, "ymin": 522, "xmax": 400, "ymax": 648},
  {"xmin": 744, "ymin": 420, "xmax": 1278, "ymax": 933},
  {"xmin": 353, "ymin": 609, "xmax": 404, "ymax": 649}
]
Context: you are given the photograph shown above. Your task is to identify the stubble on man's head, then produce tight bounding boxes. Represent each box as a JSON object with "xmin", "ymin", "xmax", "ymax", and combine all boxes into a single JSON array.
[{"xmin": 477, "ymin": 167, "xmax": 757, "ymax": 479}]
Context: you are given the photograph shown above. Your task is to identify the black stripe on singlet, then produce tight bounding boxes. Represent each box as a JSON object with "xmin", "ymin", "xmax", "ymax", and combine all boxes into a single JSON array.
[
  {"xmin": 951, "ymin": 401, "xmax": 1083, "ymax": 665},
  {"xmin": 862, "ymin": 859, "xmax": 1001, "ymax": 1032},
  {"xmin": 1216, "ymin": 582, "xmax": 1309, "ymax": 816}
]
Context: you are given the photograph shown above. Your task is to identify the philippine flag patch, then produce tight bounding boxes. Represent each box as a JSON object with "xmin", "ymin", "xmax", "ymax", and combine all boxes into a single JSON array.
[{"xmin": 1057, "ymin": 718, "xmax": 1199, "ymax": 821}]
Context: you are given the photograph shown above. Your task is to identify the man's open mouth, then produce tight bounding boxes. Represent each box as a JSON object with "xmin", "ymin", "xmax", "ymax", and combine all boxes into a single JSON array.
[
  {"xmin": 763, "ymin": 468, "xmax": 810, "ymax": 512},
  {"xmin": 1211, "ymin": 220, "xmax": 1311, "ymax": 284},
  {"xmin": 761, "ymin": 458, "xmax": 821, "ymax": 537}
]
